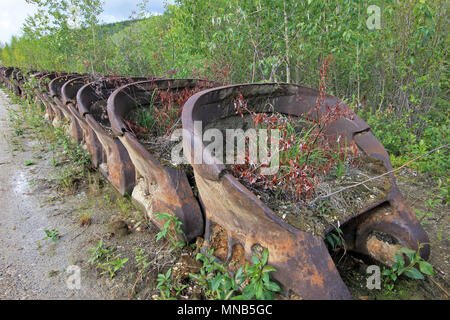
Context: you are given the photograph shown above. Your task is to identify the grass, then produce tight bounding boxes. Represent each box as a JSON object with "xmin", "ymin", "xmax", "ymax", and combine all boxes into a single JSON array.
[
  {"xmin": 78, "ymin": 211, "xmax": 92, "ymax": 227},
  {"xmin": 116, "ymin": 195, "xmax": 135, "ymax": 215},
  {"xmin": 134, "ymin": 89, "xmax": 157, "ymax": 131},
  {"xmin": 131, "ymin": 86, "xmax": 209, "ymax": 137},
  {"xmin": 115, "ymin": 194, "xmax": 148, "ymax": 226},
  {"xmin": 87, "ymin": 170, "xmax": 102, "ymax": 195},
  {"xmin": 5, "ymin": 88, "xmax": 93, "ymax": 195}
]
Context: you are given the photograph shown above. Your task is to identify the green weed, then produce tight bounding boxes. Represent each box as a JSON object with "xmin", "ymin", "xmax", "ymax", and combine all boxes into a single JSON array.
[{"xmin": 382, "ymin": 243, "xmax": 434, "ymax": 291}]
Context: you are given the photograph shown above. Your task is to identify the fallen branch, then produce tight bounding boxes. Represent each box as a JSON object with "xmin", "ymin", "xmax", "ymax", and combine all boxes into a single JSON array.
[{"xmin": 309, "ymin": 143, "xmax": 449, "ymax": 205}]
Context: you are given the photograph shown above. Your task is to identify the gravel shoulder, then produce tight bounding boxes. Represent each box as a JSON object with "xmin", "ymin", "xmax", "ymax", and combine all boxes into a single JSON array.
[{"xmin": 0, "ymin": 89, "xmax": 167, "ymax": 300}]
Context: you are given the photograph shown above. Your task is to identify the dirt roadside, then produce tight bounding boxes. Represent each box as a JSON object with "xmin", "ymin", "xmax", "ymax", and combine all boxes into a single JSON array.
[{"xmin": 0, "ymin": 89, "xmax": 171, "ymax": 300}]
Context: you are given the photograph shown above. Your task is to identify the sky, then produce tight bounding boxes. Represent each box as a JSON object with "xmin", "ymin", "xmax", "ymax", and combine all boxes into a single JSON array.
[{"xmin": 0, "ymin": 0, "xmax": 175, "ymax": 45}]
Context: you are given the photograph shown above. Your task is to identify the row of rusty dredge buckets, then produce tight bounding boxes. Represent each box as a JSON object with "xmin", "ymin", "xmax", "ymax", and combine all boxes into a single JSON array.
[
  {"xmin": 0, "ymin": 67, "xmax": 430, "ymax": 300},
  {"xmin": 0, "ymin": 66, "xmax": 27, "ymax": 96}
]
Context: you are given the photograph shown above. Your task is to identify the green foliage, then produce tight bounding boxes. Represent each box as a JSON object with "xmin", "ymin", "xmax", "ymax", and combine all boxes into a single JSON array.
[
  {"xmin": 189, "ymin": 248, "xmax": 281, "ymax": 300},
  {"xmin": 155, "ymin": 247, "xmax": 281, "ymax": 300},
  {"xmin": 362, "ymin": 108, "xmax": 449, "ymax": 177},
  {"xmin": 382, "ymin": 243, "xmax": 434, "ymax": 291},
  {"xmin": 48, "ymin": 125, "xmax": 91, "ymax": 192},
  {"xmin": 88, "ymin": 240, "xmax": 128, "ymax": 278},
  {"xmin": 25, "ymin": 160, "xmax": 36, "ymax": 166},
  {"xmin": 87, "ymin": 240, "xmax": 111, "ymax": 264},
  {"xmin": 325, "ymin": 228, "xmax": 344, "ymax": 250},
  {"xmin": 188, "ymin": 249, "xmax": 241, "ymax": 300},
  {"xmin": 3, "ymin": 0, "xmax": 446, "ymax": 96},
  {"xmin": 98, "ymin": 255, "xmax": 129, "ymax": 279},
  {"xmin": 116, "ymin": 195, "xmax": 135, "ymax": 215},
  {"xmin": 156, "ymin": 268, "xmax": 177, "ymax": 300},
  {"xmin": 134, "ymin": 248, "xmax": 150, "ymax": 274},
  {"xmin": 44, "ymin": 229, "xmax": 60, "ymax": 242},
  {"xmin": 234, "ymin": 248, "xmax": 282, "ymax": 300},
  {"xmin": 134, "ymin": 89, "xmax": 157, "ymax": 130},
  {"xmin": 154, "ymin": 212, "xmax": 186, "ymax": 251}
]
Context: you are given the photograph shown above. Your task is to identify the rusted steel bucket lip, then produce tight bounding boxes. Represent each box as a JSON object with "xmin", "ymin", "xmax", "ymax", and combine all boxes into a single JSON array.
[
  {"xmin": 0, "ymin": 67, "xmax": 11, "ymax": 84},
  {"xmin": 49, "ymin": 74, "xmax": 81, "ymax": 99},
  {"xmin": 36, "ymin": 73, "xmax": 60, "ymax": 104},
  {"xmin": 49, "ymin": 74, "xmax": 83, "ymax": 106},
  {"xmin": 49, "ymin": 75, "xmax": 82, "ymax": 122},
  {"xmin": 77, "ymin": 77, "xmax": 149, "ymax": 126},
  {"xmin": 35, "ymin": 73, "xmax": 61, "ymax": 108},
  {"xmin": 60, "ymin": 76, "xmax": 94, "ymax": 144},
  {"xmin": 75, "ymin": 77, "xmax": 148, "ymax": 195},
  {"xmin": 77, "ymin": 77, "xmax": 150, "ymax": 141},
  {"xmin": 3, "ymin": 67, "xmax": 15, "ymax": 85},
  {"xmin": 76, "ymin": 77, "xmax": 150, "ymax": 171},
  {"xmin": 107, "ymin": 78, "xmax": 219, "ymax": 137},
  {"xmin": 182, "ymin": 83, "xmax": 429, "ymax": 247},
  {"xmin": 106, "ymin": 79, "xmax": 218, "ymax": 168},
  {"xmin": 61, "ymin": 76, "xmax": 94, "ymax": 106},
  {"xmin": 182, "ymin": 83, "xmax": 373, "ymax": 229},
  {"xmin": 29, "ymin": 71, "xmax": 49, "ymax": 82},
  {"xmin": 67, "ymin": 99, "xmax": 89, "ymax": 129},
  {"xmin": 37, "ymin": 72, "xmax": 65, "ymax": 94}
]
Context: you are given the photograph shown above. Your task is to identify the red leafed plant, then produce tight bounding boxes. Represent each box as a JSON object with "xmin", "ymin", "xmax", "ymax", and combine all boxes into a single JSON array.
[{"xmin": 230, "ymin": 58, "xmax": 357, "ymax": 202}]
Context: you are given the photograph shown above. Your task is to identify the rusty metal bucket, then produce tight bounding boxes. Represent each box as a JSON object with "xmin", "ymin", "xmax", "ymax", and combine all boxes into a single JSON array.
[
  {"xmin": 23, "ymin": 71, "xmax": 46, "ymax": 101},
  {"xmin": 181, "ymin": 83, "xmax": 430, "ymax": 299},
  {"xmin": 1, "ymin": 67, "xmax": 16, "ymax": 93},
  {"xmin": 107, "ymin": 79, "xmax": 216, "ymax": 241},
  {"xmin": 49, "ymin": 74, "xmax": 82, "ymax": 127},
  {"xmin": 14, "ymin": 69, "xmax": 38, "ymax": 98},
  {"xmin": 10, "ymin": 68, "xmax": 23, "ymax": 96},
  {"xmin": 36, "ymin": 72, "xmax": 63, "ymax": 123},
  {"xmin": 61, "ymin": 76, "xmax": 95, "ymax": 146},
  {"xmin": 76, "ymin": 77, "xmax": 148, "ymax": 195},
  {"xmin": 0, "ymin": 67, "xmax": 11, "ymax": 87}
]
